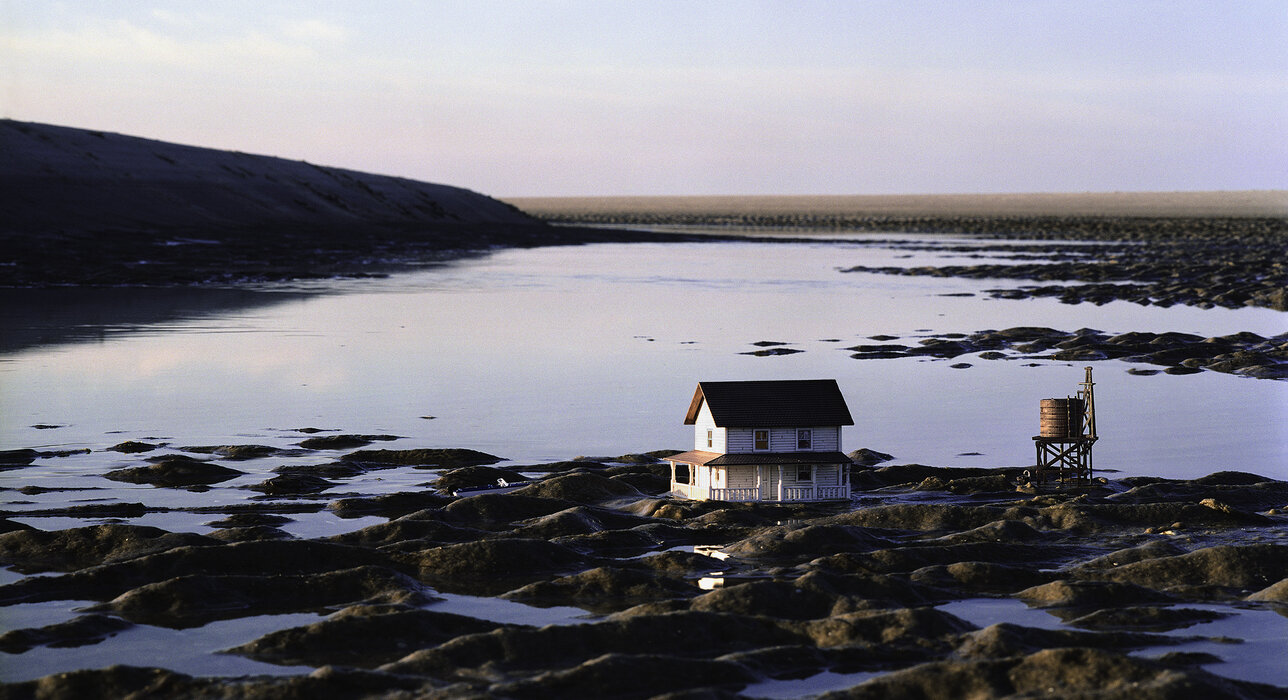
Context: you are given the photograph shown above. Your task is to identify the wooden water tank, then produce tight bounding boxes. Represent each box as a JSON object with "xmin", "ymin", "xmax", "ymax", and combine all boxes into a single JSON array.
[{"xmin": 1040, "ymin": 398, "xmax": 1085, "ymax": 438}]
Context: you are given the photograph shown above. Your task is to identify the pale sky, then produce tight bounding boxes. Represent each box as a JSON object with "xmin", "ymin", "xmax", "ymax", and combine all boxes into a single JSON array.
[{"xmin": 2, "ymin": 1, "xmax": 1285, "ymax": 197}]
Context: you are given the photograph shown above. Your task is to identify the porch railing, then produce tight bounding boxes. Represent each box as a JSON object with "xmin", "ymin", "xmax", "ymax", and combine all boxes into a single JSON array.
[{"xmin": 709, "ymin": 487, "xmax": 761, "ymax": 502}]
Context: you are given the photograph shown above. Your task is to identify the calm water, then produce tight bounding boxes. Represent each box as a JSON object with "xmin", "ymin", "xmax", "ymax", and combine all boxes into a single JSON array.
[
  {"xmin": 2, "ymin": 237, "xmax": 1283, "ymax": 480},
  {"xmin": 1, "ymin": 234, "xmax": 1286, "ymax": 685}
]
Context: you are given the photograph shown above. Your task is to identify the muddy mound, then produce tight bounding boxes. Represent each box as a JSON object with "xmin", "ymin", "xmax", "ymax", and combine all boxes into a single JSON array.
[
  {"xmin": 909, "ymin": 561, "xmax": 1053, "ymax": 595},
  {"xmin": 1079, "ymin": 544, "xmax": 1288, "ymax": 596},
  {"xmin": 296, "ymin": 434, "xmax": 399, "ymax": 450},
  {"xmin": 826, "ymin": 503, "xmax": 1007, "ymax": 533},
  {"xmin": 247, "ymin": 473, "xmax": 336, "ymax": 495},
  {"xmin": 1247, "ymin": 578, "xmax": 1288, "ymax": 603},
  {"xmin": 0, "ymin": 524, "xmax": 216, "ymax": 573},
  {"xmin": 510, "ymin": 506, "xmax": 657, "ymax": 539},
  {"xmin": 689, "ymin": 580, "xmax": 842, "ymax": 619},
  {"xmin": 792, "ymin": 569, "xmax": 939, "ymax": 608},
  {"xmin": 502, "ymin": 566, "xmax": 695, "ymax": 612},
  {"xmin": 788, "ymin": 607, "xmax": 976, "ymax": 649},
  {"xmin": 438, "ymin": 493, "xmax": 579, "ymax": 527},
  {"xmin": 88, "ymin": 565, "xmax": 431, "ymax": 628},
  {"xmin": 513, "ymin": 472, "xmax": 643, "ymax": 504},
  {"xmin": 327, "ymin": 491, "xmax": 453, "ymax": 518},
  {"xmin": 205, "ymin": 513, "xmax": 293, "ymax": 529},
  {"xmin": 107, "ymin": 441, "xmax": 160, "ymax": 453},
  {"xmin": 433, "ymin": 465, "xmax": 531, "ymax": 493},
  {"xmin": 818, "ymin": 542, "xmax": 1090, "ymax": 577},
  {"xmin": 491, "ymin": 652, "xmax": 757, "ymax": 699},
  {"xmin": 326, "ymin": 517, "xmax": 488, "ymax": 549},
  {"xmin": 407, "ymin": 538, "xmax": 588, "ymax": 594},
  {"xmin": 955, "ymin": 622, "xmax": 1181, "ymax": 660},
  {"xmin": 1072, "ymin": 540, "xmax": 1187, "ymax": 570},
  {"xmin": 0, "ymin": 664, "xmax": 430, "ymax": 698},
  {"xmin": 823, "ymin": 646, "xmax": 1276, "ymax": 699},
  {"xmin": 104, "ymin": 455, "xmax": 244, "ymax": 487},
  {"xmin": 1108, "ymin": 477, "xmax": 1288, "ymax": 512},
  {"xmin": 0, "ymin": 539, "xmax": 393, "ymax": 605},
  {"xmin": 1064, "ymin": 606, "xmax": 1233, "ymax": 632},
  {"xmin": 382, "ymin": 611, "xmax": 806, "ymax": 677},
  {"xmin": 849, "ymin": 448, "xmax": 895, "ymax": 467},
  {"xmin": 723, "ymin": 524, "xmax": 895, "ymax": 563},
  {"xmin": 842, "ymin": 326, "xmax": 1288, "ymax": 379},
  {"xmin": 180, "ymin": 444, "xmax": 284, "ymax": 460},
  {"xmin": 0, "ymin": 614, "xmax": 134, "ymax": 653},
  {"xmin": 226, "ymin": 606, "xmax": 514, "ymax": 668},
  {"xmin": 1016, "ymin": 579, "xmax": 1176, "ymax": 609}
]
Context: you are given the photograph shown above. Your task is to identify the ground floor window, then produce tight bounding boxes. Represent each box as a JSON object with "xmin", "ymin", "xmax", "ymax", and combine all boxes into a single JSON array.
[{"xmin": 797, "ymin": 465, "xmax": 813, "ymax": 481}]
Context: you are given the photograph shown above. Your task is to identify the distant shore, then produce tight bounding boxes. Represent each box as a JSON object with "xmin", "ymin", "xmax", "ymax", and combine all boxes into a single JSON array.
[{"xmin": 507, "ymin": 190, "xmax": 1288, "ymax": 221}]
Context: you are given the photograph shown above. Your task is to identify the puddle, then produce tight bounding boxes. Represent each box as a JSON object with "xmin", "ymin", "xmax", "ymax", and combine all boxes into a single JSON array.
[
  {"xmin": 742, "ymin": 670, "xmax": 883, "ymax": 698},
  {"xmin": 428, "ymin": 591, "xmax": 598, "ymax": 627},
  {"xmin": 1, "ymin": 612, "xmax": 321, "ymax": 683},
  {"xmin": 938, "ymin": 598, "xmax": 1288, "ymax": 687}
]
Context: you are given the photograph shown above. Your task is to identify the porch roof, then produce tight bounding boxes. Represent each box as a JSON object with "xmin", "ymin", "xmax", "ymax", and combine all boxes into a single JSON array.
[{"xmin": 667, "ymin": 450, "xmax": 851, "ymax": 466}]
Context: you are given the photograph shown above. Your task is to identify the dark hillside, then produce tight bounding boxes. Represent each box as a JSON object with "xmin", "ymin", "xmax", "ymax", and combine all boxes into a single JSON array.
[{"xmin": 0, "ymin": 120, "xmax": 649, "ymax": 285}]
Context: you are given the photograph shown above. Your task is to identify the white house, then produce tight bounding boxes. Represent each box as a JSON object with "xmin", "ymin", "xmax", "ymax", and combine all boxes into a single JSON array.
[{"xmin": 666, "ymin": 379, "xmax": 854, "ymax": 502}]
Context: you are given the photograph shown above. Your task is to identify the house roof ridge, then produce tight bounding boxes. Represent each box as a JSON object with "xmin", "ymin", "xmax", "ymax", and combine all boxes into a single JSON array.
[{"xmin": 682, "ymin": 379, "xmax": 854, "ymax": 427}]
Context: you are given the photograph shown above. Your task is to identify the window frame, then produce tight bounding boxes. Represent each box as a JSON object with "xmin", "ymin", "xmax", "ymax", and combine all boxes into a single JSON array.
[
  {"xmin": 706, "ymin": 428, "xmax": 713, "ymax": 449},
  {"xmin": 753, "ymin": 429, "xmax": 770, "ymax": 451},
  {"xmin": 797, "ymin": 428, "xmax": 812, "ymax": 451},
  {"xmin": 797, "ymin": 464, "xmax": 813, "ymax": 482}
]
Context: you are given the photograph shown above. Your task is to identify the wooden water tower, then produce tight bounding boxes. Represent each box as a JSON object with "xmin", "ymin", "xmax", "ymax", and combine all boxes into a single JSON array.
[{"xmin": 1024, "ymin": 367, "xmax": 1098, "ymax": 488}]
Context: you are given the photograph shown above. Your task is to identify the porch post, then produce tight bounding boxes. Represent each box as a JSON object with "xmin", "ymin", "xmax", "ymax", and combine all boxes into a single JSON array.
[{"xmin": 777, "ymin": 465, "xmax": 784, "ymax": 501}]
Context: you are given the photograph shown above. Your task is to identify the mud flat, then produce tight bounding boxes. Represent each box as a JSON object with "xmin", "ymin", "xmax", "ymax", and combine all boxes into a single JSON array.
[
  {"xmin": 510, "ymin": 192, "xmax": 1288, "ymax": 314},
  {"xmin": 790, "ymin": 327, "xmax": 1288, "ymax": 380},
  {"xmin": 3, "ymin": 443, "xmax": 1288, "ymax": 697}
]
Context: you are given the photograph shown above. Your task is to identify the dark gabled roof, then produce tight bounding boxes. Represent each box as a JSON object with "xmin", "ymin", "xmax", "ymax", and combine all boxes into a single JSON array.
[{"xmin": 683, "ymin": 379, "xmax": 854, "ymax": 427}]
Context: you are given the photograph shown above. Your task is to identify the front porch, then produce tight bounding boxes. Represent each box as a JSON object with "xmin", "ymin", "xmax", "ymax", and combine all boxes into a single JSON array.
[
  {"xmin": 667, "ymin": 453, "xmax": 852, "ymax": 502},
  {"xmin": 670, "ymin": 482, "xmax": 849, "ymax": 502}
]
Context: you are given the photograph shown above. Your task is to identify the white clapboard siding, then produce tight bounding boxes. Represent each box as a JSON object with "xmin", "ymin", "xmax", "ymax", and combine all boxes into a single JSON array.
[
  {"xmin": 813, "ymin": 427, "xmax": 841, "ymax": 452},
  {"xmin": 726, "ymin": 426, "xmax": 841, "ymax": 453},
  {"xmin": 726, "ymin": 466, "xmax": 758, "ymax": 489},
  {"xmin": 693, "ymin": 403, "xmax": 727, "ymax": 452}
]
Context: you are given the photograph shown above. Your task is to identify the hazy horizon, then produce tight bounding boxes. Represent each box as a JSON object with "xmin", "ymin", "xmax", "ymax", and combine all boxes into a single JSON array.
[{"xmin": 3, "ymin": 2, "xmax": 1285, "ymax": 198}]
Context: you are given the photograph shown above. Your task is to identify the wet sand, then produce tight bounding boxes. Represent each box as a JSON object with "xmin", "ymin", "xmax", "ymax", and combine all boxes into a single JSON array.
[{"xmin": 3, "ymin": 444, "xmax": 1288, "ymax": 697}]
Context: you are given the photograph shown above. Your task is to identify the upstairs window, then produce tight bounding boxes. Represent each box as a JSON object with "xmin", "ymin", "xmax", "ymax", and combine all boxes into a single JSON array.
[
  {"xmin": 797, "ymin": 429, "xmax": 812, "ymax": 450},
  {"xmin": 754, "ymin": 429, "xmax": 770, "ymax": 451},
  {"xmin": 706, "ymin": 429, "xmax": 713, "ymax": 449}
]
